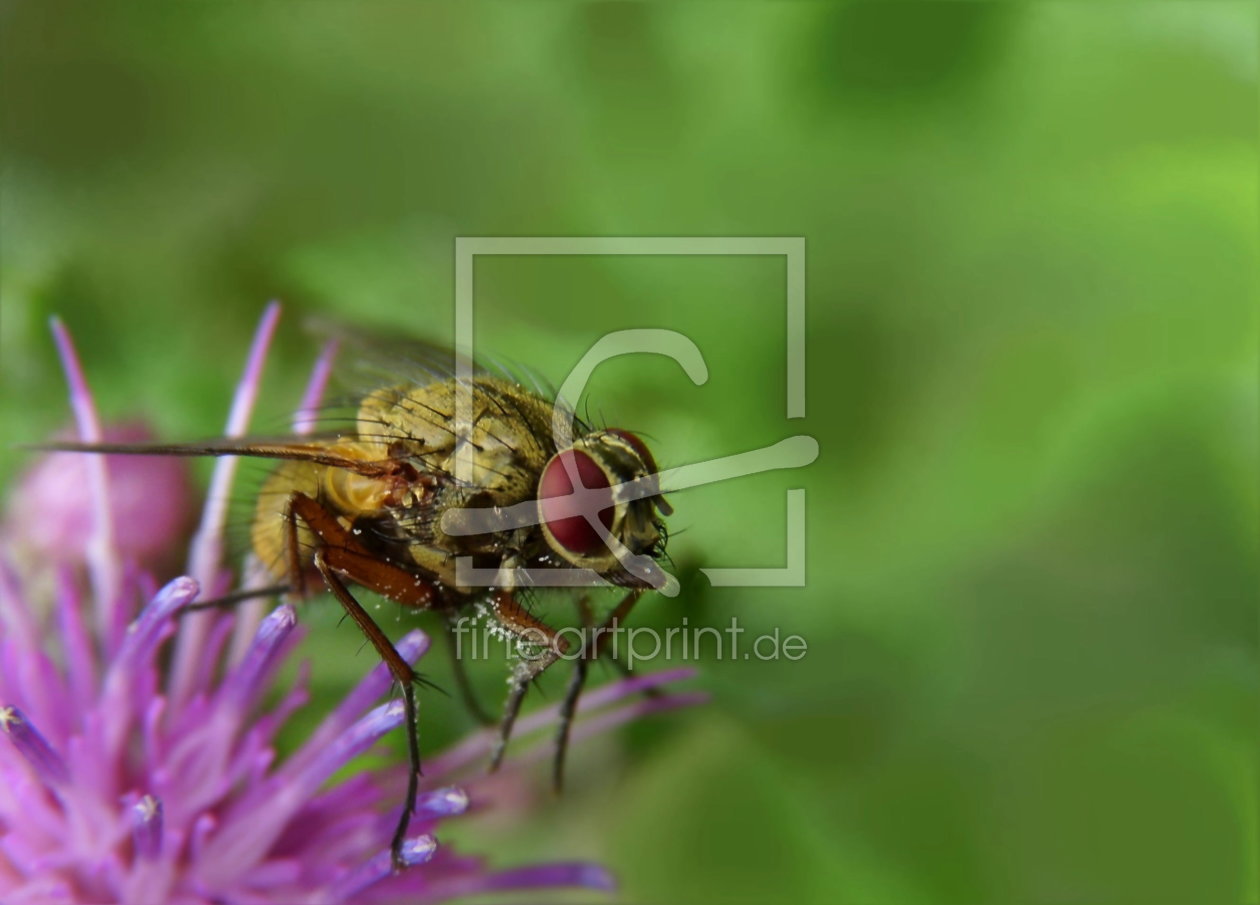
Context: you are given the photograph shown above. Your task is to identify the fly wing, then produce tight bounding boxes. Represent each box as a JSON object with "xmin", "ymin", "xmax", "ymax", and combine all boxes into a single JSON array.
[
  {"xmin": 304, "ymin": 314, "xmax": 476, "ymax": 389},
  {"xmin": 28, "ymin": 438, "xmax": 403, "ymax": 477},
  {"xmin": 34, "ymin": 318, "xmax": 588, "ymax": 480},
  {"xmin": 302, "ymin": 315, "xmax": 591, "ymax": 455},
  {"xmin": 303, "ymin": 314, "xmax": 561, "ymax": 403}
]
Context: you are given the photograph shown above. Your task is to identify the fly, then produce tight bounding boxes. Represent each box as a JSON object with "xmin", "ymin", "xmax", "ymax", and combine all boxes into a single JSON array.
[{"xmin": 40, "ymin": 335, "xmax": 675, "ymax": 872}]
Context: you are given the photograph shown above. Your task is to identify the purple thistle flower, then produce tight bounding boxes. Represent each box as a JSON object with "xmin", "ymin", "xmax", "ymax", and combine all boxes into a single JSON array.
[{"xmin": 0, "ymin": 307, "xmax": 704, "ymax": 904}]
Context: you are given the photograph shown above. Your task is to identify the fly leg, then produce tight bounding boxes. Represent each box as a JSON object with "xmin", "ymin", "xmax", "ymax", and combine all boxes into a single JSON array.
[
  {"xmin": 548, "ymin": 595, "xmax": 597, "ymax": 793},
  {"xmin": 551, "ymin": 589, "xmax": 644, "ymax": 792},
  {"xmin": 285, "ymin": 492, "xmax": 438, "ymax": 873},
  {"xmin": 180, "ymin": 477, "xmax": 321, "ymax": 617},
  {"xmin": 441, "ymin": 611, "xmax": 495, "ymax": 726},
  {"xmin": 487, "ymin": 590, "xmax": 570, "ymax": 772},
  {"xmin": 552, "ymin": 649, "xmax": 590, "ymax": 793},
  {"xmin": 181, "ymin": 583, "xmax": 292, "ymax": 613},
  {"xmin": 570, "ymin": 595, "xmax": 662, "ymax": 695},
  {"xmin": 312, "ymin": 555, "xmax": 424, "ymax": 874},
  {"xmin": 287, "ymin": 492, "xmax": 437, "ymax": 611}
]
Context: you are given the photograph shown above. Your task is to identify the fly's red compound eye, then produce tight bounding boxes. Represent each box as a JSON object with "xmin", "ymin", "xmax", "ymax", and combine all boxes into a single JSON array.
[
  {"xmin": 538, "ymin": 449, "xmax": 614, "ymax": 555},
  {"xmin": 605, "ymin": 428, "xmax": 657, "ymax": 474}
]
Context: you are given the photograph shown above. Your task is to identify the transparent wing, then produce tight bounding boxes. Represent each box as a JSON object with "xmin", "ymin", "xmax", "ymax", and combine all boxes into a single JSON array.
[{"xmin": 303, "ymin": 314, "xmax": 579, "ymax": 430}]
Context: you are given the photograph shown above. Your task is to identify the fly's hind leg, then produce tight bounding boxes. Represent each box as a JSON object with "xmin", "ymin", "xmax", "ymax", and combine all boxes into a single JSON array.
[
  {"xmin": 285, "ymin": 491, "xmax": 438, "ymax": 874},
  {"xmin": 313, "ymin": 554, "xmax": 423, "ymax": 874}
]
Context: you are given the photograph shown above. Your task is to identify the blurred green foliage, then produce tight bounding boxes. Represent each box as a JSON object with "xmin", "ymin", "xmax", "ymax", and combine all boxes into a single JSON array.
[{"xmin": 1, "ymin": 3, "xmax": 1256, "ymax": 903}]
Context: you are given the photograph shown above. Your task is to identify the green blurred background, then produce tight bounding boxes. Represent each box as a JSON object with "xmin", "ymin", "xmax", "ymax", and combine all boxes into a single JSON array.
[{"xmin": 1, "ymin": 3, "xmax": 1256, "ymax": 903}]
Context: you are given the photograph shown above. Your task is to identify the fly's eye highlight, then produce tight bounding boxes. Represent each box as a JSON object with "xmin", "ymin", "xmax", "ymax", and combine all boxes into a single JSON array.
[{"xmin": 538, "ymin": 449, "xmax": 614, "ymax": 556}]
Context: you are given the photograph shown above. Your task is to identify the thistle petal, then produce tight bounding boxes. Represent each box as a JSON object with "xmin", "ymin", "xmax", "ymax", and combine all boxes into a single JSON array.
[
  {"xmin": 49, "ymin": 318, "xmax": 116, "ymax": 619},
  {"xmin": 329, "ymin": 834, "xmax": 438, "ymax": 902},
  {"xmin": 173, "ymin": 302, "xmax": 282, "ymax": 711},
  {"xmin": 0, "ymin": 706, "xmax": 68, "ymax": 788},
  {"xmin": 129, "ymin": 793, "xmax": 164, "ymax": 859}
]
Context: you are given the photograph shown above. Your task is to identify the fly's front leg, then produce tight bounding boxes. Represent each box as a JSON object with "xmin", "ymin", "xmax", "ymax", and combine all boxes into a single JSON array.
[
  {"xmin": 487, "ymin": 590, "xmax": 570, "ymax": 772},
  {"xmin": 549, "ymin": 595, "xmax": 596, "ymax": 792},
  {"xmin": 551, "ymin": 589, "xmax": 644, "ymax": 792},
  {"xmin": 551, "ymin": 652, "xmax": 590, "ymax": 793},
  {"xmin": 592, "ymin": 588, "xmax": 644, "ymax": 657},
  {"xmin": 487, "ymin": 589, "xmax": 648, "ymax": 787},
  {"xmin": 572, "ymin": 594, "xmax": 659, "ymax": 694},
  {"xmin": 286, "ymin": 492, "xmax": 438, "ymax": 873}
]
